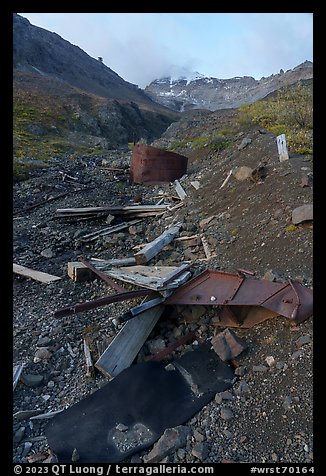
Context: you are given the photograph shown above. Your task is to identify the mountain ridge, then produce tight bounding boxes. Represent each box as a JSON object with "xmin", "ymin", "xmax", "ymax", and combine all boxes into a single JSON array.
[
  {"xmin": 13, "ymin": 13, "xmax": 169, "ymax": 112},
  {"xmin": 145, "ymin": 61, "xmax": 313, "ymax": 112},
  {"xmin": 13, "ymin": 13, "xmax": 179, "ymax": 157}
]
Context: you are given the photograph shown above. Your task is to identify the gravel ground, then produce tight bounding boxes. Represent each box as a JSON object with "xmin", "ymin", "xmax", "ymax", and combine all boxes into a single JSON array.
[{"xmin": 13, "ymin": 123, "xmax": 313, "ymax": 464}]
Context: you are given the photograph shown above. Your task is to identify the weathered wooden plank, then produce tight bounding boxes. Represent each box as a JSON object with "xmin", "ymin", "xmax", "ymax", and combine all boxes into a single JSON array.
[
  {"xmin": 95, "ymin": 302, "xmax": 165, "ymax": 379},
  {"xmin": 13, "ymin": 363, "xmax": 25, "ymax": 391},
  {"xmin": 67, "ymin": 262, "xmax": 94, "ymax": 282},
  {"xmin": 117, "ymin": 265, "xmax": 179, "ymax": 278},
  {"xmin": 79, "ymin": 220, "xmax": 141, "ymax": 242},
  {"xmin": 90, "ymin": 257, "xmax": 137, "ymax": 268},
  {"xmin": 13, "ymin": 410, "xmax": 43, "ymax": 420},
  {"xmin": 277, "ymin": 134, "xmax": 289, "ymax": 162},
  {"xmin": 99, "ymin": 267, "xmax": 170, "ymax": 289},
  {"xmin": 30, "ymin": 409, "xmax": 64, "ymax": 420},
  {"xmin": 56, "ymin": 204, "xmax": 168, "ymax": 215},
  {"xmin": 220, "ymin": 169, "xmax": 233, "ymax": 189},
  {"xmin": 174, "ymin": 180, "xmax": 187, "ymax": 200},
  {"xmin": 99, "ymin": 264, "xmax": 190, "ymax": 291},
  {"xmin": 147, "ymin": 330, "xmax": 197, "ymax": 361},
  {"xmin": 13, "ymin": 264, "xmax": 62, "ymax": 284},
  {"xmin": 120, "ymin": 296, "xmax": 166, "ymax": 322},
  {"xmin": 83, "ymin": 338, "xmax": 95, "ymax": 378},
  {"xmin": 201, "ymin": 235, "xmax": 216, "ymax": 260},
  {"xmin": 155, "ymin": 263, "xmax": 191, "ymax": 289},
  {"xmin": 79, "ymin": 259, "xmax": 126, "ymax": 293},
  {"xmin": 134, "ymin": 222, "xmax": 182, "ymax": 265}
]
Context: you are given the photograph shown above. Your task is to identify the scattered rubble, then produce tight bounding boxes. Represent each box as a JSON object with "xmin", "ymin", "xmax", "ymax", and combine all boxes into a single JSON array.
[{"xmin": 13, "ymin": 122, "xmax": 313, "ymax": 464}]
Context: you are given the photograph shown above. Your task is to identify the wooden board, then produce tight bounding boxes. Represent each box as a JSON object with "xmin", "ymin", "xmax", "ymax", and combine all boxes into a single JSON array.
[
  {"xmin": 95, "ymin": 303, "xmax": 165, "ymax": 379},
  {"xmin": 134, "ymin": 222, "xmax": 182, "ymax": 265},
  {"xmin": 97, "ymin": 264, "xmax": 190, "ymax": 291},
  {"xmin": 13, "ymin": 264, "xmax": 62, "ymax": 284},
  {"xmin": 174, "ymin": 180, "xmax": 187, "ymax": 200},
  {"xmin": 277, "ymin": 134, "xmax": 289, "ymax": 162}
]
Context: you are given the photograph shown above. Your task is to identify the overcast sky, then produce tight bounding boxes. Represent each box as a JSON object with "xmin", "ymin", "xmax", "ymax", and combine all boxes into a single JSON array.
[{"xmin": 18, "ymin": 13, "xmax": 313, "ymax": 88}]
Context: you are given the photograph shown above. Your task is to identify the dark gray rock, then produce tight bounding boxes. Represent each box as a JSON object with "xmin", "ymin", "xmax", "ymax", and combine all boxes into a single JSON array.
[
  {"xmin": 191, "ymin": 442, "xmax": 209, "ymax": 460},
  {"xmin": 21, "ymin": 373, "xmax": 44, "ymax": 387},
  {"xmin": 220, "ymin": 406, "xmax": 234, "ymax": 421},
  {"xmin": 143, "ymin": 426, "xmax": 191, "ymax": 463}
]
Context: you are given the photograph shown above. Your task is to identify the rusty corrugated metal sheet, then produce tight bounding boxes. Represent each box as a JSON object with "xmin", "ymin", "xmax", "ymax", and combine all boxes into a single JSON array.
[
  {"xmin": 165, "ymin": 269, "xmax": 313, "ymax": 327},
  {"xmin": 130, "ymin": 144, "xmax": 188, "ymax": 184}
]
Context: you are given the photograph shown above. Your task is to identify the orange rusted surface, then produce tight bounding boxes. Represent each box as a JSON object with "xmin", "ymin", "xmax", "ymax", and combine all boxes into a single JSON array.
[
  {"xmin": 166, "ymin": 269, "xmax": 313, "ymax": 327},
  {"xmin": 130, "ymin": 143, "xmax": 188, "ymax": 184}
]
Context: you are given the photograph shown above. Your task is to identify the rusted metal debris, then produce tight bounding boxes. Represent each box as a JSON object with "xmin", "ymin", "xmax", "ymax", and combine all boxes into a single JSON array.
[
  {"xmin": 79, "ymin": 258, "xmax": 126, "ymax": 293},
  {"xmin": 130, "ymin": 144, "xmax": 188, "ymax": 184},
  {"xmin": 165, "ymin": 269, "xmax": 313, "ymax": 327},
  {"xmin": 53, "ymin": 289, "xmax": 156, "ymax": 319},
  {"xmin": 147, "ymin": 330, "xmax": 198, "ymax": 362}
]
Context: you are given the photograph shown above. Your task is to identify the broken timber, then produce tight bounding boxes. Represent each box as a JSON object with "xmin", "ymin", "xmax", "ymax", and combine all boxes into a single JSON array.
[
  {"xmin": 277, "ymin": 134, "xmax": 289, "ymax": 162},
  {"xmin": 134, "ymin": 222, "xmax": 182, "ymax": 265},
  {"xmin": 79, "ymin": 258, "xmax": 126, "ymax": 293},
  {"xmin": 174, "ymin": 180, "xmax": 187, "ymax": 200},
  {"xmin": 120, "ymin": 296, "xmax": 166, "ymax": 322},
  {"xmin": 201, "ymin": 235, "xmax": 216, "ymax": 260},
  {"xmin": 13, "ymin": 363, "xmax": 25, "ymax": 391},
  {"xmin": 83, "ymin": 339, "xmax": 95, "ymax": 378},
  {"xmin": 220, "ymin": 170, "xmax": 233, "ymax": 189},
  {"xmin": 13, "ymin": 264, "xmax": 62, "ymax": 284},
  {"xmin": 55, "ymin": 204, "xmax": 168, "ymax": 219},
  {"xmin": 78, "ymin": 219, "xmax": 141, "ymax": 242},
  {"xmin": 95, "ymin": 300, "xmax": 165, "ymax": 379},
  {"xmin": 90, "ymin": 257, "xmax": 136, "ymax": 268},
  {"xmin": 68, "ymin": 262, "xmax": 94, "ymax": 282},
  {"xmin": 99, "ymin": 263, "xmax": 191, "ymax": 291}
]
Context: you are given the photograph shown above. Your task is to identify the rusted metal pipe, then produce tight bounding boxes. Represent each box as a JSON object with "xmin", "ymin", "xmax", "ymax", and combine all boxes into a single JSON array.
[
  {"xmin": 53, "ymin": 289, "xmax": 155, "ymax": 319},
  {"xmin": 79, "ymin": 258, "xmax": 126, "ymax": 293}
]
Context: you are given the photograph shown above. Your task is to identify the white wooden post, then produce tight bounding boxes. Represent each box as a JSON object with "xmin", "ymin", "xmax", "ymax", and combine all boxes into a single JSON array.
[{"xmin": 277, "ymin": 134, "xmax": 289, "ymax": 162}]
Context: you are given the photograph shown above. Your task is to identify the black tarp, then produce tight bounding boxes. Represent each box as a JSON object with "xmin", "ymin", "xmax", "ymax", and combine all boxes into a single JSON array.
[{"xmin": 45, "ymin": 342, "xmax": 234, "ymax": 463}]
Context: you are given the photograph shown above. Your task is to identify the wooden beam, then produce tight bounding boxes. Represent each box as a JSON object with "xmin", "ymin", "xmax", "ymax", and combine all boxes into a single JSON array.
[
  {"xmin": 95, "ymin": 302, "xmax": 165, "ymax": 379},
  {"xmin": 277, "ymin": 134, "xmax": 289, "ymax": 162},
  {"xmin": 79, "ymin": 220, "xmax": 141, "ymax": 242},
  {"xmin": 99, "ymin": 264, "xmax": 190, "ymax": 291},
  {"xmin": 67, "ymin": 262, "xmax": 94, "ymax": 282},
  {"xmin": 120, "ymin": 296, "xmax": 166, "ymax": 322},
  {"xmin": 147, "ymin": 330, "xmax": 197, "ymax": 361},
  {"xmin": 220, "ymin": 169, "xmax": 233, "ymax": 189},
  {"xmin": 56, "ymin": 204, "xmax": 168, "ymax": 216},
  {"xmin": 79, "ymin": 259, "xmax": 126, "ymax": 293},
  {"xmin": 13, "ymin": 363, "xmax": 25, "ymax": 391},
  {"xmin": 134, "ymin": 222, "xmax": 182, "ymax": 265},
  {"xmin": 90, "ymin": 257, "xmax": 137, "ymax": 268},
  {"xmin": 174, "ymin": 180, "xmax": 187, "ymax": 200},
  {"xmin": 201, "ymin": 235, "xmax": 216, "ymax": 260},
  {"xmin": 13, "ymin": 264, "xmax": 62, "ymax": 284},
  {"xmin": 83, "ymin": 338, "xmax": 95, "ymax": 378}
]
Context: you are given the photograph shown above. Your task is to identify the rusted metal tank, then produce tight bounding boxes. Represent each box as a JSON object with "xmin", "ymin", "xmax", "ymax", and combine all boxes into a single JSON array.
[{"xmin": 130, "ymin": 144, "xmax": 188, "ymax": 184}]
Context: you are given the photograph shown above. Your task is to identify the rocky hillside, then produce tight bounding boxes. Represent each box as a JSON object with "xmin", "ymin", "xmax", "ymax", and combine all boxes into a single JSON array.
[
  {"xmin": 13, "ymin": 14, "xmax": 179, "ymax": 162},
  {"xmin": 145, "ymin": 61, "xmax": 313, "ymax": 111},
  {"xmin": 13, "ymin": 106, "xmax": 313, "ymax": 465},
  {"xmin": 14, "ymin": 13, "xmax": 158, "ymax": 106}
]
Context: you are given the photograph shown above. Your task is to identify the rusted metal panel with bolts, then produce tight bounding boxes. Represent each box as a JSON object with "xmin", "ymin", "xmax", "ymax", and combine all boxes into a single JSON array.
[
  {"xmin": 130, "ymin": 144, "xmax": 188, "ymax": 184},
  {"xmin": 165, "ymin": 269, "xmax": 313, "ymax": 327}
]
